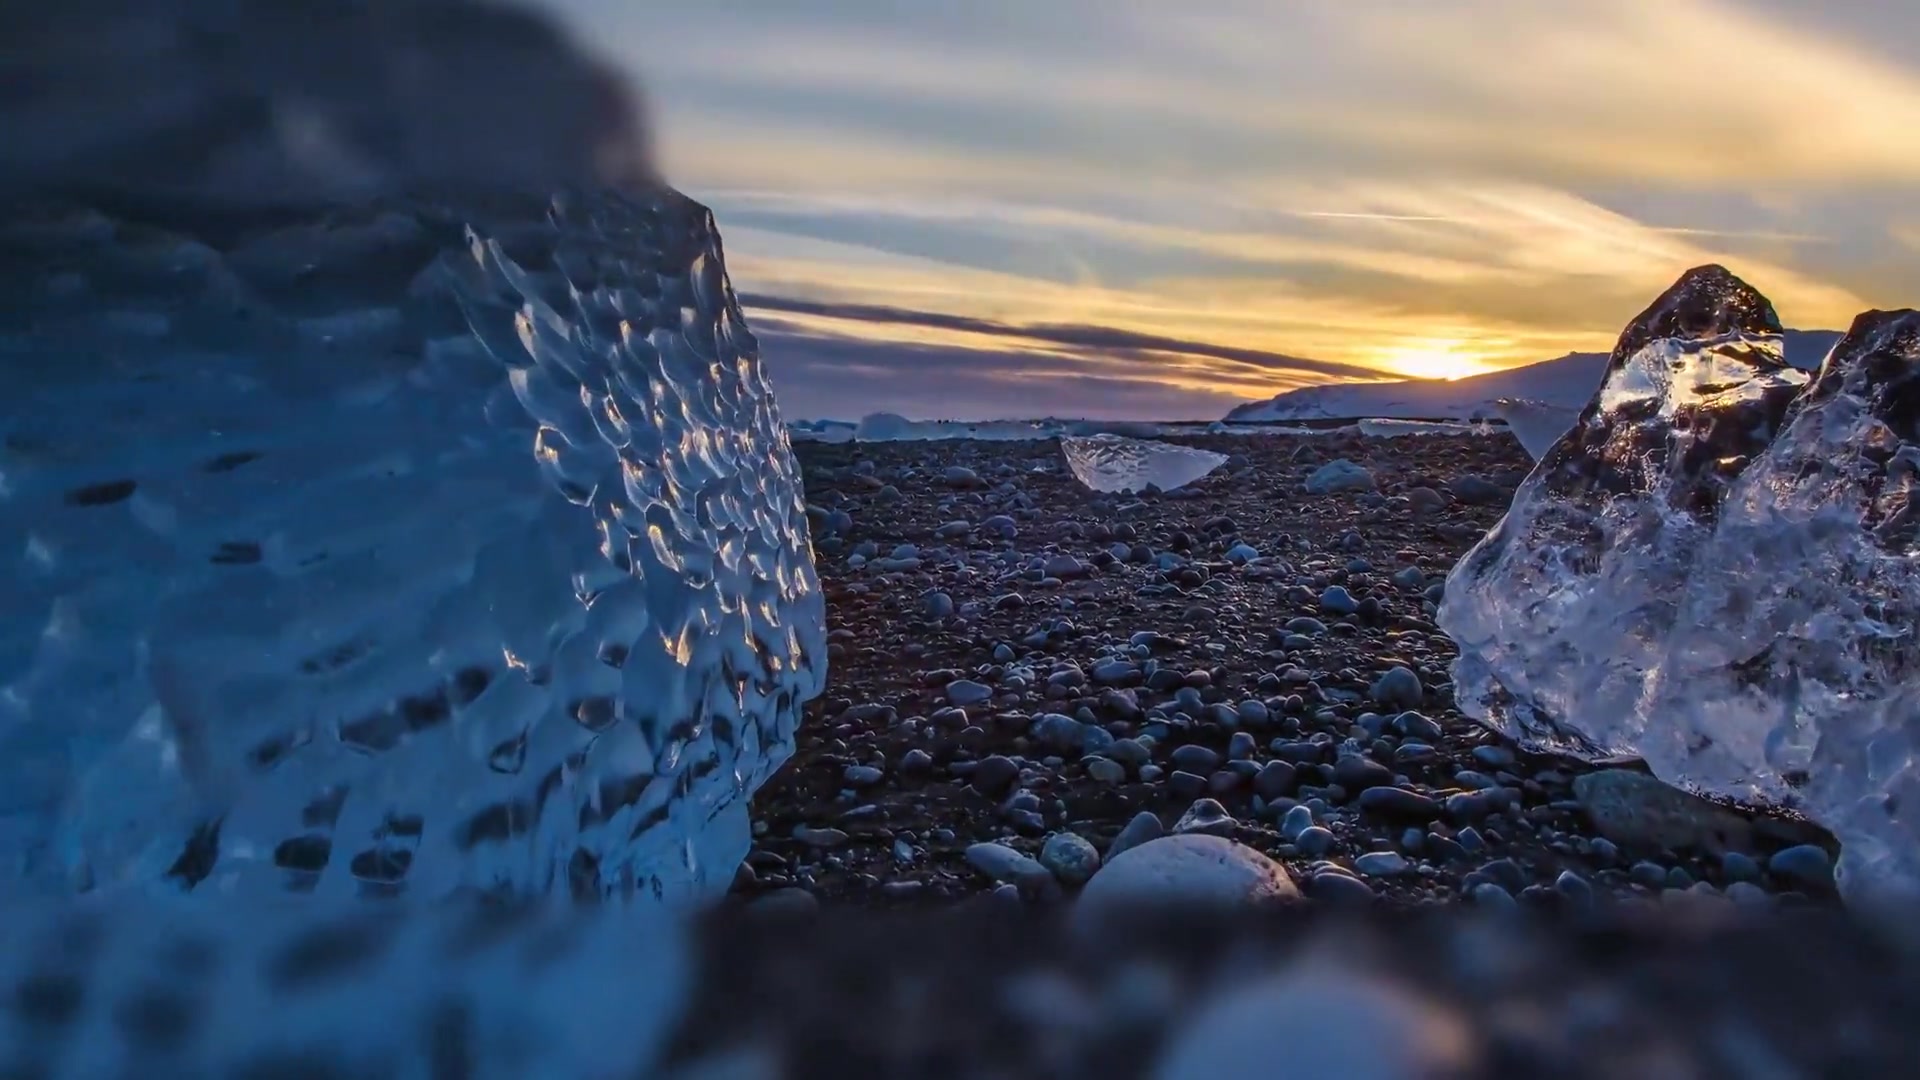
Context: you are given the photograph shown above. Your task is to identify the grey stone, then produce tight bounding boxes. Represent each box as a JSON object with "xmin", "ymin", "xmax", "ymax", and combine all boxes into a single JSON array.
[
  {"xmin": 1478, "ymin": 858, "xmax": 1526, "ymax": 893},
  {"xmin": 1319, "ymin": 586, "xmax": 1359, "ymax": 615},
  {"xmin": 1167, "ymin": 770, "xmax": 1208, "ymax": 800},
  {"xmin": 1769, "ymin": 845, "xmax": 1834, "ymax": 889},
  {"xmin": 1076, "ymin": 835, "xmax": 1300, "ymax": 933},
  {"xmin": 1572, "ymin": 769, "xmax": 1755, "ymax": 854},
  {"xmin": 793, "ymin": 825, "xmax": 849, "ymax": 848},
  {"xmin": 842, "ymin": 765, "xmax": 884, "ymax": 787},
  {"xmin": 1369, "ymin": 667, "xmax": 1424, "ymax": 709},
  {"xmin": 1104, "ymin": 737, "xmax": 1151, "ymax": 769},
  {"xmin": 1170, "ymin": 744, "xmax": 1222, "ymax": 774},
  {"xmin": 1043, "ymin": 554, "xmax": 1088, "ymax": 579},
  {"xmin": 1629, "ymin": 861, "xmax": 1669, "ymax": 889},
  {"xmin": 1333, "ymin": 755, "xmax": 1394, "ymax": 792},
  {"xmin": 1227, "ymin": 732, "xmax": 1258, "ymax": 760},
  {"xmin": 1039, "ymin": 832, "xmax": 1102, "ymax": 887},
  {"xmin": 1295, "ymin": 826, "xmax": 1336, "ymax": 857},
  {"xmin": 1354, "ymin": 851, "xmax": 1411, "ymax": 877},
  {"xmin": 1470, "ymin": 882, "xmax": 1517, "ymax": 911},
  {"xmin": 1032, "ymin": 712, "xmax": 1089, "ymax": 753},
  {"xmin": 1108, "ymin": 811, "xmax": 1165, "ymax": 861},
  {"xmin": 1447, "ymin": 474, "xmax": 1506, "ymax": 505},
  {"xmin": 1357, "ymin": 786, "xmax": 1440, "ymax": 822},
  {"xmin": 1720, "ymin": 850, "xmax": 1762, "ymax": 883},
  {"xmin": 1253, "ymin": 760, "xmax": 1298, "ymax": 801},
  {"xmin": 1305, "ymin": 459, "xmax": 1376, "ymax": 495},
  {"xmin": 1310, "ymin": 871, "xmax": 1377, "ymax": 905},
  {"xmin": 748, "ymin": 888, "xmax": 820, "ymax": 916},
  {"xmin": 1471, "ymin": 744, "xmax": 1516, "ymax": 770},
  {"xmin": 1554, "ymin": 870, "xmax": 1595, "ymax": 910},
  {"xmin": 946, "ymin": 679, "xmax": 995, "ymax": 707},
  {"xmin": 965, "ymin": 842, "xmax": 1056, "ymax": 895},
  {"xmin": 1173, "ymin": 798, "xmax": 1237, "ymax": 837},
  {"xmin": 970, "ymin": 755, "xmax": 1021, "ymax": 795},
  {"xmin": 1280, "ymin": 804, "xmax": 1316, "ymax": 842}
]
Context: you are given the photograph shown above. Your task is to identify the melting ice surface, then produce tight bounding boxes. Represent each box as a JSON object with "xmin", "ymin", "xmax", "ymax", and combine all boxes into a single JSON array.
[
  {"xmin": 1061, "ymin": 434, "xmax": 1228, "ymax": 494},
  {"xmin": 0, "ymin": 2, "xmax": 824, "ymax": 905},
  {"xmin": 1652, "ymin": 310, "xmax": 1920, "ymax": 901},
  {"xmin": 1441, "ymin": 263, "xmax": 1920, "ymax": 903}
]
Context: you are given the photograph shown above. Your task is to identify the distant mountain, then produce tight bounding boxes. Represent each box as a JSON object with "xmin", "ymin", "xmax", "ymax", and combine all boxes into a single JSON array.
[{"xmin": 1222, "ymin": 329, "xmax": 1843, "ymax": 423}]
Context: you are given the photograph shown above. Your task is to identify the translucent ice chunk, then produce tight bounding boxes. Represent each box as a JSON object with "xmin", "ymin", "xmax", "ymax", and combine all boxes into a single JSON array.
[
  {"xmin": 1438, "ymin": 266, "xmax": 1809, "ymax": 756},
  {"xmin": 1061, "ymin": 434, "xmax": 1228, "ymax": 494},
  {"xmin": 1490, "ymin": 398, "xmax": 1583, "ymax": 461},
  {"xmin": 1648, "ymin": 310, "xmax": 1920, "ymax": 903}
]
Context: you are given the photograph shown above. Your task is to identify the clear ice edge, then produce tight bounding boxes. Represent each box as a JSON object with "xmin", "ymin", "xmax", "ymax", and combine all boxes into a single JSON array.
[{"xmin": 1439, "ymin": 263, "xmax": 1920, "ymax": 904}]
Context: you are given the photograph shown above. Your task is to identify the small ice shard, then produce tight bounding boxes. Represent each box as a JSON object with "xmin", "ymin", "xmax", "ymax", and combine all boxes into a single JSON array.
[
  {"xmin": 1491, "ymin": 398, "xmax": 1583, "ymax": 461},
  {"xmin": 1439, "ymin": 265, "xmax": 1810, "ymax": 756},
  {"xmin": 1060, "ymin": 434, "xmax": 1227, "ymax": 494},
  {"xmin": 1648, "ymin": 309, "xmax": 1920, "ymax": 903}
]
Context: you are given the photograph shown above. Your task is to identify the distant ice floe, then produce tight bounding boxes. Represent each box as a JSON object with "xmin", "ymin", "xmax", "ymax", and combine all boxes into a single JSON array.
[
  {"xmin": 789, "ymin": 413, "xmax": 1496, "ymax": 445},
  {"xmin": 1355, "ymin": 418, "xmax": 1492, "ymax": 439},
  {"xmin": 1061, "ymin": 434, "xmax": 1228, "ymax": 494},
  {"xmin": 851, "ymin": 413, "xmax": 1054, "ymax": 442}
]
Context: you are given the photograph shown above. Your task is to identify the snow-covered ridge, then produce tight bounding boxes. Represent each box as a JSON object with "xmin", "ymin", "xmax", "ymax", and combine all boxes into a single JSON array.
[{"xmin": 1225, "ymin": 330, "xmax": 1842, "ymax": 424}]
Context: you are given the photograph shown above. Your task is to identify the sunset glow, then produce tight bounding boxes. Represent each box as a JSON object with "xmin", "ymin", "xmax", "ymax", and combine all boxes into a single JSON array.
[
  {"xmin": 546, "ymin": 0, "xmax": 1920, "ymax": 420},
  {"xmin": 1371, "ymin": 342, "xmax": 1493, "ymax": 382}
]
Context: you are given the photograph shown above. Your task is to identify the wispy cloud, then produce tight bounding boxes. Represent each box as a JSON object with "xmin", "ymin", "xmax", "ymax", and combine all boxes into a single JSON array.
[{"xmin": 546, "ymin": 0, "xmax": 1916, "ymax": 418}]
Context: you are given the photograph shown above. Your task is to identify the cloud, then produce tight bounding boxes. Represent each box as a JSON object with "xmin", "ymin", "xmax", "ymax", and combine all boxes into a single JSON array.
[
  {"xmin": 739, "ymin": 294, "xmax": 1384, "ymax": 381},
  {"xmin": 543, "ymin": 0, "xmax": 1915, "ymax": 418},
  {"xmin": 717, "ymin": 180, "xmax": 1871, "ymax": 345},
  {"xmin": 753, "ymin": 328, "xmax": 1255, "ymax": 423},
  {"xmin": 600, "ymin": 0, "xmax": 1920, "ymax": 190}
]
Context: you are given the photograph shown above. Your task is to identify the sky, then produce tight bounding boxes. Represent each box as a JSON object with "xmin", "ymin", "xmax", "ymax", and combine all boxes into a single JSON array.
[{"xmin": 546, "ymin": 0, "xmax": 1920, "ymax": 421}]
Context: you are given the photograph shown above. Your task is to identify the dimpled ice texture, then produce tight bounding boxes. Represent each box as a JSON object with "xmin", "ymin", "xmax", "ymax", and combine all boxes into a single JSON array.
[
  {"xmin": 0, "ymin": 1, "xmax": 824, "ymax": 904},
  {"xmin": 1061, "ymin": 434, "xmax": 1228, "ymax": 494}
]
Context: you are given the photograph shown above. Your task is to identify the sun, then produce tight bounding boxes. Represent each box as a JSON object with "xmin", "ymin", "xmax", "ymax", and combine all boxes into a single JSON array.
[{"xmin": 1372, "ymin": 341, "xmax": 1490, "ymax": 381}]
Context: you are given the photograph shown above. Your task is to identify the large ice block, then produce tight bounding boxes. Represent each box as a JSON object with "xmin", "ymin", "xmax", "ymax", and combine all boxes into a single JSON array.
[
  {"xmin": 0, "ymin": 1, "xmax": 824, "ymax": 904},
  {"xmin": 1438, "ymin": 265, "xmax": 1809, "ymax": 755},
  {"xmin": 1650, "ymin": 310, "xmax": 1920, "ymax": 902}
]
